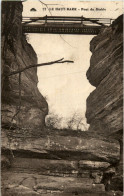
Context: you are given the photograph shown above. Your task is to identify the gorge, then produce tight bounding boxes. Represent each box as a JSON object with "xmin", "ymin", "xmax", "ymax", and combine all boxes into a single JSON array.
[{"xmin": 1, "ymin": 1, "xmax": 123, "ymax": 196}]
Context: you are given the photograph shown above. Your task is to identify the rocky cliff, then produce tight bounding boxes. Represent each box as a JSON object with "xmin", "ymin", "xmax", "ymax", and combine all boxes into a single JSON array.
[
  {"xmin": 86, "ymin": 15, "xmax": 123, "ymax": 135},
  {"xmin": 1, "ymin": 1, "xmax": 48, "ymax": 130},
  {"xmin": 1, "ymin": 1, "xmax": 123, "ymax": 196},
  {"xmin": 86, "ymin": 14, "xmax": 123, "ymax": 193}
]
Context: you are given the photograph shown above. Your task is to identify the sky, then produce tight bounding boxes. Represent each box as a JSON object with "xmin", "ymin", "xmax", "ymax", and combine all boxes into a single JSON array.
[{"xmin": 22, "ymin": 0, "xmax": 123, "ymax": 126}]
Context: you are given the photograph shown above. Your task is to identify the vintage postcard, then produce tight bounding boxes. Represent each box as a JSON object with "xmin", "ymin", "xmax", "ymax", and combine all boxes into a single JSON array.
[{"xmin": 1, "ymin": 0, "xmax": 123, "ymax": 195}]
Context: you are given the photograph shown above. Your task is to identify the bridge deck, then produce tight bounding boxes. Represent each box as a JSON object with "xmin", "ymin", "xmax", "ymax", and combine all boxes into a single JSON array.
[
  {"xmin": 22, "ymin": 24, "xmax": 101, "ymax": 35},
  {"xmin": 22, "ymin": 16, "xmax": 113, "ymax": 35}
]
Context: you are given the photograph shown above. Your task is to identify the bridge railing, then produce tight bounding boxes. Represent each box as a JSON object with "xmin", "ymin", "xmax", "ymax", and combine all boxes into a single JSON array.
[{"xmin": 22, "ymin": 16, "xmax": 114, "ymax": 26}]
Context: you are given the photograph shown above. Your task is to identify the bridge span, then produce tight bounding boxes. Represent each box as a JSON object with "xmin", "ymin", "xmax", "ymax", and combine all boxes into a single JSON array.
[{"xmin": 22, "ymin": 16, "xmax": 113, "ymax": 35}]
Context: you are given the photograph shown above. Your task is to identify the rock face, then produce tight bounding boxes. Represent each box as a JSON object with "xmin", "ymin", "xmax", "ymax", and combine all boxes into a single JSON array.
[
  {"xmin": 2, "ymin": 129, "xmax": 120, "ymax": 163},
  {"xmin": 1, "ymin": 129, "xmax": 120, "ymax": 196},
  {"xmin": 1, "ymin": 1, "xmax": 123, "ymax": 196},
  {"xmin": 86, "ymin": 15, "xmax": 123, "ymax": 135},
  {"xmin": 1, "ymin": 1, "xmax": 48, "ymax": 130},
  {"xmin": 86, "ymin": 15, "xmax": 123, "ymax": 193},
  {"xmin": 1, "ymin": 127, "xmax": 120, "ymax": 195}
]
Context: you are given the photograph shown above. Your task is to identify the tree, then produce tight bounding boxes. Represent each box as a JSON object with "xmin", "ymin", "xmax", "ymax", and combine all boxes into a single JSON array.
[
  {"xmin": 45, "ymin": 112, "xmax": 63, "ymax": 129},
  {"xmin": 45, "ymin": 107, "xmax": 88, "ymax": 131},
  {"xmin": 66, "ymin": 112, "xmax": 77, "ymax": 129},
  {"xmin": 66, "ymin": 111, "xmax": 88, "ymax": 131}
]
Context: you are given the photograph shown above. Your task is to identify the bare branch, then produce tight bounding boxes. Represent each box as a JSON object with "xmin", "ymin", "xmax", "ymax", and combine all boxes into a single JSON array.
[{"xmin": 7, "ymin": 58, "xmax": 74, "ymax": 76}]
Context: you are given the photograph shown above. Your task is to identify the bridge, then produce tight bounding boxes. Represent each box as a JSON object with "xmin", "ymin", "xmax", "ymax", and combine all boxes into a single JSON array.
[{"xmin": 22, "ymin": 16, "xmax": 113, "ymax": 35}]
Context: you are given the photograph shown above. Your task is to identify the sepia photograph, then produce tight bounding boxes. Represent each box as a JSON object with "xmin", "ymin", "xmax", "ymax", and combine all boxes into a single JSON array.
[{"xmin": 1, "ymin": 0, "xmax": 123, "ymax": 195}]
